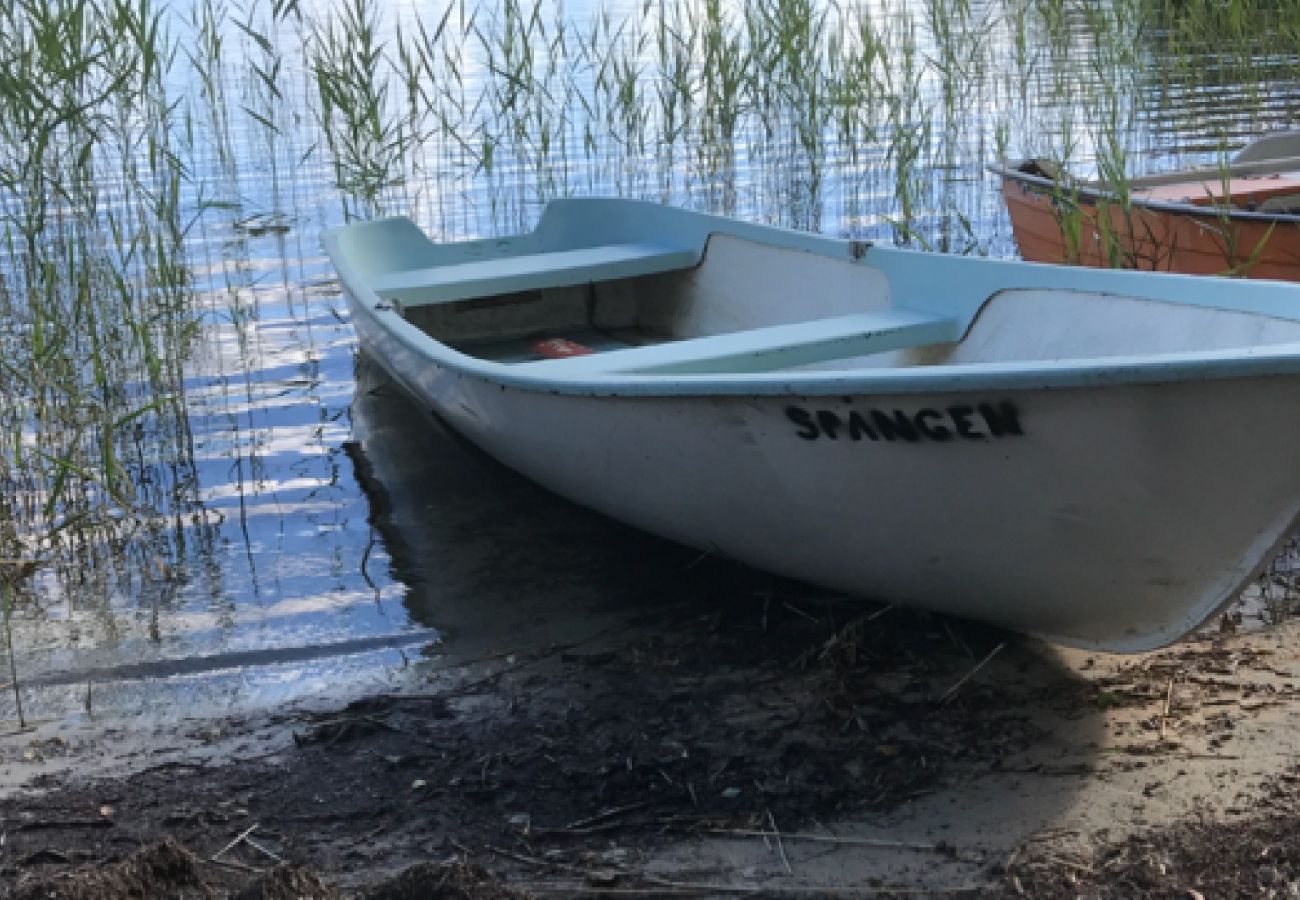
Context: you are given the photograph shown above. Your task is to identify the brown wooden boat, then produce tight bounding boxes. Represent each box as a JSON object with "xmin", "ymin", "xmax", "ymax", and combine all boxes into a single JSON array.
[{"xmin": 992, "ymin": 132, "xmax": 1300, "ymax": 280}]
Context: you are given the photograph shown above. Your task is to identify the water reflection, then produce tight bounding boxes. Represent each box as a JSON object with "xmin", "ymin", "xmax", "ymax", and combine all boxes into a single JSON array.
[
  {"xmin": 1, "ymin": 250, "xmax": 408, "ymax": 720},
  {"xmin": 349, "ymin": 356, "xmax": 778, "ymax": 656}
]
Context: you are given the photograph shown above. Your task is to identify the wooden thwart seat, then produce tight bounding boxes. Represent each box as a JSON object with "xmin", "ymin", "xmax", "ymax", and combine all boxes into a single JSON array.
[
  {"xmin": 372, "ymin": 242, "xmax": 700, "ymax": 308},
  {"xmin": 517, "ymin": 308, "xmax": 962, "ymax": 375}
]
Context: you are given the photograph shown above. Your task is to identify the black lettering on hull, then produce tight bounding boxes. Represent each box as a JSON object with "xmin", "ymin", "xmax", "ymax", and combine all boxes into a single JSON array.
[
  {"xmin": 978, "ymin": 401, "xmax": 1023, "ymax": 437},
  {"xmin": 785, "ymin": 400, "xmax": 1025, "ymax": 444},
  {"xmin": 847, "ymin": 411, "xmax": 877, "ymax": 441},
  {"xmin": 785, "ymin": 406, "xmax": 819, "ymax": 440},
  {"xmin": 871, "ymin": 409, "xmax": 919, "ymax": 442}
]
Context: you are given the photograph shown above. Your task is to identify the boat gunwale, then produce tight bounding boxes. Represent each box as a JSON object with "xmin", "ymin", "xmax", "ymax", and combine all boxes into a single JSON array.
[
  {"xmin": 325, "ymin": 198, "xmax": 1300, "ymax": 399},
  {"xmin": 340, "ymin": 283, "xmax": 1300, "ymax": 398},
  {"xmin": 990, "ymin": 163, "xmax": 1300, "ymax": 225}
]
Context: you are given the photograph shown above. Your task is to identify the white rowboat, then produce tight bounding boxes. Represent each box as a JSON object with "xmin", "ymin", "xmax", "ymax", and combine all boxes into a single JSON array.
[{"xmin": 325, "ymin": 199, "xmax": 1300, "ymax": 652}]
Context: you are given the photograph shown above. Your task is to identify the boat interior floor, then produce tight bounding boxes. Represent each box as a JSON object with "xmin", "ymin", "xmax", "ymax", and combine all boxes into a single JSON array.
[{"xmin": 1137, "ymin": 174, "xmax": 1300, "ymax": 212}]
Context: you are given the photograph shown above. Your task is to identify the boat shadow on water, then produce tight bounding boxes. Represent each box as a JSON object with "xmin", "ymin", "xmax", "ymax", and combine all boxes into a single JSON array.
[{"xmin": 338, "ymin": 354, "xmax": 1112, "ymax": 887}]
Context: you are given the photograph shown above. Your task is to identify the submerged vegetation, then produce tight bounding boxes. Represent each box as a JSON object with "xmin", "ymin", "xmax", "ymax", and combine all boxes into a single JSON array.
[
  {"xmin": 0, "ymin": 0, "xmax": 198, "ymax": 715},
  {"xmin": 2, "ymin": 0, "xmax": 1300, "ymax": 704}
]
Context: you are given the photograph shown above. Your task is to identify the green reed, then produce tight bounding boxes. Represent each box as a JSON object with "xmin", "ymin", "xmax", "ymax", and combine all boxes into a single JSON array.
[
  {"xmin": 652, "ymin": 1, "xmax": 692, "ymax": 200},
  {"xmin": 691, "ymin": 0, "xmax": 745, "ymax": 210},
  {"xmin": 310, "ymin": 0, "xmax": 408, "ymax": 219},
  {"xmin": 278, "ymin": 0, "xmax": 1300, "ymax": 249},
  {"xmin": 393, "ymin": 4, "xmax": 457, "ymax": 217},
  {"xmin": 190, "ymin": 0, "xmax": 236, "ymax": 179},
  {"xmin": 2, "ymin": 576, "xmax": 25, "ymax": 725},
  {"xmin": 236, "ymin": 0, "xmax": 294, "ymax": 217},
  {"xmin": 878, "ymin": 3, "xmax": 929, "ymax": 243},
  {"xmin": 0, "ymin": 0, "xmax": 202, "ymax": 702}
]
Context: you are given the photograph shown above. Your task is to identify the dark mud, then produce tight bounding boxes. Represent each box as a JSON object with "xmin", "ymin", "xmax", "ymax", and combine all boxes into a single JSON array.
[{"xmin": 1, "ymin": 586, "xmax": 1048, "ymax": 897}]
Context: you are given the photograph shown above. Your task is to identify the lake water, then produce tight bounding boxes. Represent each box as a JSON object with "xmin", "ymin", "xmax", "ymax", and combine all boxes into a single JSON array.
[{"xmin": 2, "ymin": 0, "xmax": 1297, "ymax": 724}]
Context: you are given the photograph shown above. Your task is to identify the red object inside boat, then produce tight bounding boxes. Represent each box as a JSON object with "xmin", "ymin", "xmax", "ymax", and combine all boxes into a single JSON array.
[{"xmin": 531, "ymin": 338, "xmax": 594, "ymax": 358}]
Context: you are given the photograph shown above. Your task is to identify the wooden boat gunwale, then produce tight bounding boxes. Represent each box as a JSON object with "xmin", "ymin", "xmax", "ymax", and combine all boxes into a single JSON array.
[{"xmin": 989, "ymin": 162, "xmax": 1300, "ymax": 227}]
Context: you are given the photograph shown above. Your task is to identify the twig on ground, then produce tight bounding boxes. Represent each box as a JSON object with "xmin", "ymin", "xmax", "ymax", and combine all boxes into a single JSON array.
[
  {"xmin": 531, "ymin": 822, "xmax": 628, "ymax": 836},
  {"xmin": 800, "ymin": 605, "xmax": 895, "ymax": 669},
  {"xmin": 1035, "ymin": 851, "xmax": 1094, "ymax": 874},
  {"xmin": 709, "ymin": 828, "xmax": 937, "ymax": 851},
  {"xmin": 488, "ymin": 844, "xmax": 587, "ymax": 875},
  {"xmin": 863, "ymin": 604, "xmax": 896, "ymax": 623},
  {"xmin": 211, "ymin": 822, "xmax": 260, "ymax": 862},
  {"xmin": 1159, "ymin": 677, "xmax": 1175, "ymax": 740},
  {"xmin": 243, "ymin": 834, "xmax": 284, "ymax": 863},
  {"xmin": 564, "ymin": 800, "xmax": 652, "ymax": 831},
  {"xmin": 781, "ymin": 602, "xmax": 819, "ymax": 624},
  {"xmin": 204, "ymin": 856, "xmax": 264, "ymax": 874},
  {"xmin": 938, "ymin": 642, "xmax": 1006, "ymax": 706},
  {"xmin": 767, "ymin": 808, "xmax": 793, "ymax": 875},
  {"xmin": 342, "ymin": 823, "xmax": 389, "ymax": 850}
]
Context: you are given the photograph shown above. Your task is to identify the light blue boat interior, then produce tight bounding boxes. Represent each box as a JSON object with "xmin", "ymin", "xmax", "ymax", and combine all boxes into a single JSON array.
[{"xmin": 325, "ymin": 198, "xmax": 1300, "ymax": 395}]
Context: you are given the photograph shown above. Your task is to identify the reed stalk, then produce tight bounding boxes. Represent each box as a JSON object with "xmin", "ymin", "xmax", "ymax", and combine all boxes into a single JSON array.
[
  {"xmin": 2, "ymin": 576, "xmax": 25, "ymax": 728},
  {"xmin": 0, "ymin": 0, "xmax": 198, "ymax": 660},
  {"xmin": 310, "ymin": 0, "xmax": 406, "ymax": 219}
]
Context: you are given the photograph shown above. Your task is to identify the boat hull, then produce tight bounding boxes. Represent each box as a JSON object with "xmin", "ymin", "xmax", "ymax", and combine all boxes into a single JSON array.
[
  {"xmin": 1000, "ymin": 174, "xmax": 1300, "ymax": 281},
  {"xmin": 348, "ymin": 296, "xmax": 1300, "ymax": 652}
]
